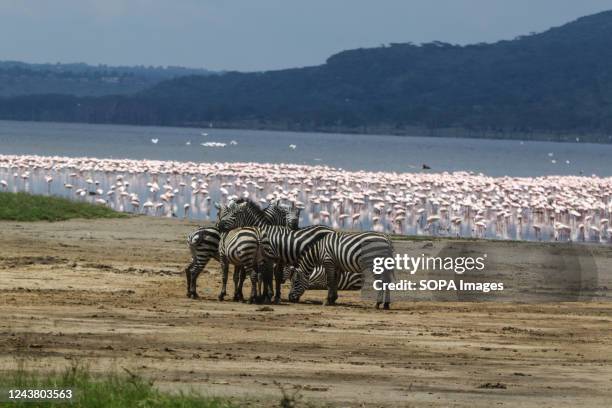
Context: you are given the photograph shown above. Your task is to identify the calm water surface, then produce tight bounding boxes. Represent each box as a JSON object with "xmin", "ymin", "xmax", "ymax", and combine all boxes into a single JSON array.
[{"xmin": 1, "ymin": 120, "xmax": 611, "ymax": 177}]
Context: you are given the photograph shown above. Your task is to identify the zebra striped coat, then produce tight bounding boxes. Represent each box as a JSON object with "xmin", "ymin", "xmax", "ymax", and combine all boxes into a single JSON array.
[
  {"xmin": 302, "ymin": 266, "xmax": 363, "ymax": 290},
  {"xmin": 218, "ymin": 227, "xmax": 274, "ymax": 303},
  {"xmin": 256, "ymin": 224, "xmax": 334, "ymax": 302},
  {"xmin": 185, "ymin": 227, "xmax": 221, "ymax": 298},
  {"xmin": 288, "ymin": 231, "xmax": 395, "ymax": 309}
]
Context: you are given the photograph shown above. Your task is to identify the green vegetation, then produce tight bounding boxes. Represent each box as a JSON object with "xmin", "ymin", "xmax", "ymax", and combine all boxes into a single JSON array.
[
  {"xmin": 1, "ymin": 11, "xmax": 612, "ymax": 141},
  {"xmin": 1, "ymin": 364, "xmax": 235, "ymax": 408},
  {"xmin": 0, "ymin": 192, "xmax": 126, "ymax": 222}
]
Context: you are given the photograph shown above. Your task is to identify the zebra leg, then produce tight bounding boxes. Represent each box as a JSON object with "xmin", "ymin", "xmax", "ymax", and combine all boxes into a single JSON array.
[
  {"xmin": 262, "ymin": 260, "xmax": 274, "ymax": 304},
  {"xmin": 246, "ymin": 265, "xmax": 258, "ymax": 304},
  {"xmin": 232, "ymin": 266, "xmax": 245, "ymax": 301},
  {"xmin": 375, "ymin": 268, "xmax": 383, "ymax": 308},
  {"xmin": 273, "ymin": 263, "xmax": 283, "ymax": 304},
  {"xmin": 218, "ymin": 258, "xmax": 229, "ymax": 301},
  {"xmin": 237, "ymin": 267, "xmax": 247, "ymax": 301},
  {"xmin": 187, "ymin": 259, "xmax": 205, "ymax": 299},
  {"xmin": 185, "ymin": 260, "xmax": 194, "ymax": 298},
  {"xmin": 383, "ymin": 268, "xmax": 393, "ymax": 310},
  {"xmin": 375, "ymin": 268, "xmax": 392, "ymax": 310},
  {"xmin": 256, "ymin": 263, "xmax": 265, "ymax": 304},
  {"xmin": 325, "ymin": 264, "xmax": 338, "ymax": 306}
]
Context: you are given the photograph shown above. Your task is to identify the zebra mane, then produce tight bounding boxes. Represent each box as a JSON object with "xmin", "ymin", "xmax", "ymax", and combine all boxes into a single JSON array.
[{"xmin": 225, "ymin": 198, "xmax": 275, "ymax": 222}]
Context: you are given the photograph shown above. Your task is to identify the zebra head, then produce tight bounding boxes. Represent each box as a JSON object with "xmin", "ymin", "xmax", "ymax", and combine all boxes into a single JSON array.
[
  {"xmin": 263, "ymin": 201, "xmax": 289, "ymax": 226},
  {"xmin": 215, "ymin": 200, "xmax": 247, "ymax": 232},
  {"xmin": 265, "ymin": 202, "xmax": 302, "ymax": 230},
  {"xmin": 288, "ymin": 263, "xmax": 310, "ymax": 302},
  {"xmin": 214, "ymin": 201, "xmax": 229, "ymax": 222},
  {"xmin": 286, "ymin": 207, "xmax": 302, "ymax": 230}
]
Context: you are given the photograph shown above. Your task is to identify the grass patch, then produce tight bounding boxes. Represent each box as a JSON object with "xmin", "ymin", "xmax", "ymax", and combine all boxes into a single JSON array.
[
  {"xmin": 0, "ymin": 192, "xmax": 126, "ymax": 222},
  {"xmin": 1, "ymin": 363, "xmax": 235, "ymax": 408}
]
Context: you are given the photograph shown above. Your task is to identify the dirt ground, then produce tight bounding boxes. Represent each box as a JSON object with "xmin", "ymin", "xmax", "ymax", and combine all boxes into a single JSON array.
[{"xmin": 1, "ymin": 217, "xmax": 611, "ymax": 407}]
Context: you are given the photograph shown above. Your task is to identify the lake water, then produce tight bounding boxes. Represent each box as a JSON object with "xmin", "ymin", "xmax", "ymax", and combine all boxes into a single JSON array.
[{"xmin": 1, "ymin": 120, "xmax": 612, "ymax": 177}]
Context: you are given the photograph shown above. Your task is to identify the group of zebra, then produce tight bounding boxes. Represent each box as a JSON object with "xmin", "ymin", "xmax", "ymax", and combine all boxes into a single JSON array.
[{"xmin": 185, "ymin": 198, "xmax": 396, "ymax": 309}]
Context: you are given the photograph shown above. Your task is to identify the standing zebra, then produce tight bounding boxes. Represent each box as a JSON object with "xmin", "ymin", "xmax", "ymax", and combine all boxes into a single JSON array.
[
  {"xmin": 218, "ymin": 227, "xmax": 274, "ymax": 304},
  {"xmin": 288, "ymin": 231, "xmax": 395, "ymax": 309},
  {"xmin": 185, "ymin": 226, "xmax": 220, "ymax": 299},
  {"xmin": 185, "ymin": 226, "xmax": 270, "ymax": 301},
  {"xmin": 257, "ymin": 224, "xmax": 334, "ymax": 303}
]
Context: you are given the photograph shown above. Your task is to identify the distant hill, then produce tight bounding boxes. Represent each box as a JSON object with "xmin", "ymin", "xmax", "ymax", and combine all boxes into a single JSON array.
[
  {"xmin": 0, "ymin": 61, "xmax": 216, "ymax": 97},
  {"xmin": 1, "ymin": 11, "xmax": 612, "ymax": 142}
]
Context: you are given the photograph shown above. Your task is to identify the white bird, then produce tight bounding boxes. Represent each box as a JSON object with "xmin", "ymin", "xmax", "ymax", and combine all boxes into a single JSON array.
[
  {"xmin": 289, "ymin": 144, "xmax": 297, "ymax": 150},
  {"xmin": 151, "ymin": 138, "xmax": 159, "ymax": 144},
  {"xmin": 201, "ymin": 142, "xmax": 226, "ymax": 147},
  {"xmin": 230, "ymin": 140, "xmax": 238, "ymax": 145}
]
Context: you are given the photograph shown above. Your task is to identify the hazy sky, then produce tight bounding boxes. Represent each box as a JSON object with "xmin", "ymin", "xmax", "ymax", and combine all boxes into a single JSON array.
[{"xmin": 1, "ymin": 0, "xmax": 611, "ymax": 72}]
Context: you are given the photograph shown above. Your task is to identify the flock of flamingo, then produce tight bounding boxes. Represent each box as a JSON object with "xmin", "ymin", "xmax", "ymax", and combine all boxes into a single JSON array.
[{"xmin": 1, "ymin": 153, "xmax": 611, "ymax": 243}]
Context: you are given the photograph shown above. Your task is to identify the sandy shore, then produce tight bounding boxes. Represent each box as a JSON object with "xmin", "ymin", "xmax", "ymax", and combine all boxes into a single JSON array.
[{"xmin": 1, "ymin": 216, "xmax": 611, "ymax": 407}]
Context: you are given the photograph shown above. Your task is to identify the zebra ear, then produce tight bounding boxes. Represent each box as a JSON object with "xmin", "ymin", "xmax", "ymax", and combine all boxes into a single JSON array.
[{"xmin": 214, "ymin": 202, "xmax": 221, "ymax": 210}]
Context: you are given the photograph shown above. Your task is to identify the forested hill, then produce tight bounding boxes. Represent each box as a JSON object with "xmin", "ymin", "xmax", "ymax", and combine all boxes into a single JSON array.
[
  {"xmin": 0, "ymin": 61, "xmax": 215, "ymax": 97},
  {"xmin": 2, "ymin": 10, "xmax": 612, "ymax": 141}
]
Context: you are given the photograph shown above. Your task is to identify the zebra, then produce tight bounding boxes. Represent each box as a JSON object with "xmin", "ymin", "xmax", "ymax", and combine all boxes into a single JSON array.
[
  {"xmin": 256, "ymin": 224, "xmax": 335, "ymax": 303},
  {"xmin": 218, "ymin": 227, "xmax": 274, "ymax": 304},
  {"xmin": 185, "ymin": 226, "xmax": 220, "ymax": 299},
  {"xmin": 184, "ymin": 226, "xmax": 265, "ymax": 301},
  {"xmin": 288, "ymin": 231, "xmax": 395, "ymax": 309}
]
